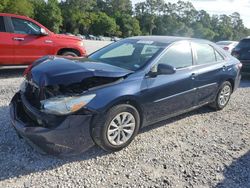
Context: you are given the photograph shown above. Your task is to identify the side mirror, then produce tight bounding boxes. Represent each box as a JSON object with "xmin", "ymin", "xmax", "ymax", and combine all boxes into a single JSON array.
[
  {"xmin": 157, "ymin": 64, "xmax": 176, "ymax": 75},
  {"xmin": 147, "ymin": 64, "xmax": 176, "ymax": 77},
  {"xmin": 40, "ymin": 28, "xmax": 48, "ymax": 36}
]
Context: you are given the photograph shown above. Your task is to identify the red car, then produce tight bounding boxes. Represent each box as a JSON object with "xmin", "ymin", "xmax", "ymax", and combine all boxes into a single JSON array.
[{"xmin": 0, "ymin": 13, "xmax": 87, "ymax": 66}]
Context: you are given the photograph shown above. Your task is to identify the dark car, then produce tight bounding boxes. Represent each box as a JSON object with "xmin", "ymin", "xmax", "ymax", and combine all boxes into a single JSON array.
[
  {"xmin": 10, "ymin": 36, "xmax": 242, "ymax": 156},
  {"xmin": 232, "ymin": 37, "xmax": 250, "ymax": 75}
]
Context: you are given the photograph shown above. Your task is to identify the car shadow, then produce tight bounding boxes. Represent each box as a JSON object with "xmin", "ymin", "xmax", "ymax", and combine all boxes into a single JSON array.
[
  {"xmin": 0, "ymin": 104, "xmax": 215, "ymax": 181},
  {"xmin": 0, "ymin": 68, "xmax": 25, "ymax": 79},
  {"xmin": 141, "ymin": 106, "xmax": 214, "ymax": 134},
  {"xmin": 215, "ymin": 150, "xmax": 250, "ymax": 188}
]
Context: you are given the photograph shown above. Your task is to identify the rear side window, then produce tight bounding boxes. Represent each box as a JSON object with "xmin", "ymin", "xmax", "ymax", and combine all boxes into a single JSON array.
[
  {"xmin": 0, "ymin": 16, "xmax": 6, "ymax": 32},
  {"xmin": 157, "ymin": 41, "xmax": 193, "ymax": 69},
  {"xmin": 193, "ymin": 43, "xmax": 216, "ymax": 65}
]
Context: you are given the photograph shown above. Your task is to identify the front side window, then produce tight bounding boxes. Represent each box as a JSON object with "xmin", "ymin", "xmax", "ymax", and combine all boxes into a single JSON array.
[
  {"xmin": 11, "ymin": 18, "xmax": 41, "ymax": 35},
  {"xmin": 157, "ymin": 41, "xmax": 193, "ymax": 69},
  {"xmin": 0, "ymin": 16, "xmax": 5, "ymax": 32},
  {"xmin": 89, "ymin": 39, "xmax": 166, "ymax": 71},
  {"xmin": 193, "ymin": 43, "xmax": 216, "ymax": 65}
]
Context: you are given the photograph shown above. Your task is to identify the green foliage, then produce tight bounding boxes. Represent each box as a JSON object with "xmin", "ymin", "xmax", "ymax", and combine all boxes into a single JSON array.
[
  {"xmin": 4, "ymin": 0, "xmax": 34, "ymax": 17},
  {"xmin": 0, "ymin": 0, "xmax": 9, "ymax": 12},
  {"xmin": 115, "ymin": 13, "xmax": 141, "ymax": 37},
  {"xmin": 135, "ymin": 0, "xmax": 250, "ymax": 41},
  {"xmin": 90, "ymin": 12, "xmax": 117, "ymax": 36},
  {"xmin": 0, "ymin": 0, "xmax": 249, "ymax": 40},
  {"xmin": 33, "ymin": 0, "xmax": 62, "ymax": 33}
]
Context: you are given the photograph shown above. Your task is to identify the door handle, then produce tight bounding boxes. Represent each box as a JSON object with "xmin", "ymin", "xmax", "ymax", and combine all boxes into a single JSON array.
[
  {"xmin": 13, "ymin": 37, "xmax": 24, "ymax": 41},
  {"xmin": 191, "ymin": 73, "xmax": 196, "ymax": 80}
]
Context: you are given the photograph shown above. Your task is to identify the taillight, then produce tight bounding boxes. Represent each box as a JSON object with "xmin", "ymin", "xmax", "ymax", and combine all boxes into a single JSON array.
[{"xmin": 223, "ymin": 46, "xmax": 229, "ymax": 51}]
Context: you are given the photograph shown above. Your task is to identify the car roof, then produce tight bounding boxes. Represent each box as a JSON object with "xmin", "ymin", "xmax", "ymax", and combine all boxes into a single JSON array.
[{"xmin": 129, "ymin": 35, "xmax": 209, "ymax": 44}]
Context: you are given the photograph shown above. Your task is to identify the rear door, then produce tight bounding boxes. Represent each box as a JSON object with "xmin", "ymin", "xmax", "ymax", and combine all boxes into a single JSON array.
[
  {"xmin": 191, "ymin": 42, "xmax": 226, "ymax": 105},
  {"xmin": 10, "ymin": 17, "xmax": 54, "ymax": 65},
  {"xmin": 0, "ymin": 16, "xmax": 14, "ymax": 65}
]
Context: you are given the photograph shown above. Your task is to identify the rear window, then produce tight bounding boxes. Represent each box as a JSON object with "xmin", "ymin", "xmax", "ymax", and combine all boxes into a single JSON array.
[
  {"xmin": 237, "ymin": 39, "xmax": 250, "ymax": 48},
  {"xmin": 0, "ymin": 16, "xmax": 6, "ymax": 32},
  {"xmin": 216, "ymin": 41, "xmax": 232, "ymax": 45}
]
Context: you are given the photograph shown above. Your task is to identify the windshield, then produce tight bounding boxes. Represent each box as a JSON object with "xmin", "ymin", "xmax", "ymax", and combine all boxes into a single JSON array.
[{"xmin": 89, "ymin": 39, "xmax": 167, "ymax": 71}]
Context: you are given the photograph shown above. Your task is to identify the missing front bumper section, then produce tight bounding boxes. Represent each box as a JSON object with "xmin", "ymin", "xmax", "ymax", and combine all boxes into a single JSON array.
[{"xmin": 9, "ymin": 93, "xmax": 95, "ymax": 156}]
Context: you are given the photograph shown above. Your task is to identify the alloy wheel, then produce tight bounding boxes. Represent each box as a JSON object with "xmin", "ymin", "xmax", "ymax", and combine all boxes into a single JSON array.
[
  {"xmin": 218, "ymin": 85, "xmax": 231, "ymax": 106},
  {"xmin": 107, "ymin": 112, "xmax": 136, "ymax": 146}
]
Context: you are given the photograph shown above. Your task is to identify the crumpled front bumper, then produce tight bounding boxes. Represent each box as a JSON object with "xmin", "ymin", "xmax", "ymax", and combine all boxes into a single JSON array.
[{"xmin": 9, "ymin": 92, "xmax": 95, "ymax": 156}]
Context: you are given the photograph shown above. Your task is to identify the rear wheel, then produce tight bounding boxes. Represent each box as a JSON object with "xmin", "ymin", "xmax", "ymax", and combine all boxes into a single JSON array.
[
  {"xmin": 92, "ymin": 104, "xmax": 140, "ymax": 152},
  {"xmin": 209, "ymin": 81, "xmax": 232, "ymax": 110}
]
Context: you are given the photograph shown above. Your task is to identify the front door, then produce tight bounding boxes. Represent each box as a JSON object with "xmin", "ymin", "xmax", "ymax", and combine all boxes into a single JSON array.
[
  {"xmin": 141, "ymin": 41, "xmax": 196, "ymax": 124},
  {"xmin": 10, "ymin": 17, "xmax": 54, "ymax": 65}
]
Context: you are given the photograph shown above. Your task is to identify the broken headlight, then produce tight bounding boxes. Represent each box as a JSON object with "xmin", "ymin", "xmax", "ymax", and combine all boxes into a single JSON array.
[{"xmin": 41, "ymin": 94, "xmax": 96, "ymax": 115}]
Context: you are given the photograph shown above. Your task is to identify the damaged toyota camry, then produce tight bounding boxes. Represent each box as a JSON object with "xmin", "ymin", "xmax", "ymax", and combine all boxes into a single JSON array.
[{"xmin": 10, "ymin": 36, "xmax": 242, "ymax": 156}]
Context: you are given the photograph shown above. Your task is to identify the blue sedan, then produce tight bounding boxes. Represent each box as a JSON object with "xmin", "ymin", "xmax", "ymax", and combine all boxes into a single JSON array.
[{"xmin": 10, "ymin": 36, "xmax": 242, "ymax": 155}]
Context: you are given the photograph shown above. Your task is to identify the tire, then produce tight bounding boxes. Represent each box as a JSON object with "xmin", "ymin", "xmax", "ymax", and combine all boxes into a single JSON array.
[
  {"xmin": 209, "ymin": 81, "xmax": 232, "ymax": 110},
  {"xmin": 61, "ymin": 51, "xmax": 78, "ymax": 57},
  {"xmin": 92, "ymin": 104, "xmax": 140, "ymax": 152}
]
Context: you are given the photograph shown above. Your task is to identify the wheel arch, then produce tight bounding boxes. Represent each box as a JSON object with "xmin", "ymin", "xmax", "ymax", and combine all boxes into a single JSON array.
[
  {"xmin": 105, "ymin": 97, "xmax": 145, "ymax": 129},
  {"xmin": 57, "ymin": 48, "xmax": 81, "ymax": 56},
  {"xmin": 225, "ymin": 78, "xmax": 235, "ymax": 91}
]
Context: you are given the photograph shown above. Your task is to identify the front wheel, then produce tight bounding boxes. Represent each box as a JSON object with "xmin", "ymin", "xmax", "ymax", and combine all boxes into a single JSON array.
[
  {"xmin": 61, "ymin": 51, "xmax": 78, "ymax": 57},
  {"xmin": 92, "ymin": 104, "xmax": 140, "ymax": 152},
  {"xmin": 209, "ymin": 81, "xmax": 232, "ymax": 110}
]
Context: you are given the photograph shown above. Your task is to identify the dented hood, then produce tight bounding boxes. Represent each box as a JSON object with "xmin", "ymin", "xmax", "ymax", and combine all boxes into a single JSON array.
[{"xmin": 28, "ymin": 56, "xmax": 132, "ymax": 87}]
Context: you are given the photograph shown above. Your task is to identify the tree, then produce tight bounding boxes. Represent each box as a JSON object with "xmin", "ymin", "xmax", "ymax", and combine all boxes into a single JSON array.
[
  {"xmin": 98, "ymin": 0, "xmax": 133, "ymax": 16},
  {"xmin": 115, "ymin": 14, "xmax": 141, "ymax": 37},
  {"xmin": 90, "ymin": 12, "xmax": 118, "ymax": 36},
  {"xmin": 1, "ymin": 0, "xmax": 249, "ymax": 40},
  {"xmin": 0, "ymin": 0, "xmax": 9, "ymax": 12},
  {"xmin": 32, "ymin": 0, "xmax": 62, "ymax": 33},
  {"xmin": 4, "ymin": 0, "xmax": 34, "ymax": 17},
  {"xmin": 60, "ymin": 0, "xmax": 96, "ymax": 34}
]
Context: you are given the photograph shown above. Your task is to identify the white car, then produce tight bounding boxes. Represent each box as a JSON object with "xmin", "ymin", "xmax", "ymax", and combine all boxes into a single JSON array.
[{"xmin": 216, "ymin": 41, "xmax": 238, "ymax": 53}]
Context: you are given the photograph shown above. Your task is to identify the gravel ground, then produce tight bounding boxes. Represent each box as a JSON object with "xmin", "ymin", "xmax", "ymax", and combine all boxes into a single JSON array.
[{"xmin": 0, "ymin": 42, "xmax": 249, "ymax": 187}]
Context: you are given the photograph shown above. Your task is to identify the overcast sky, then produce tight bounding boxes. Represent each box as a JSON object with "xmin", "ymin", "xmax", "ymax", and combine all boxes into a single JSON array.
[{"xmin": 132, "ymin": 0, "xmax": 250, "ymax": 28}]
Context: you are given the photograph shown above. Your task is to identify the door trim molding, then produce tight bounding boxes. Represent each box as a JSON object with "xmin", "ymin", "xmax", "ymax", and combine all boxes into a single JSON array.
[{"xmin": 154, "ymin": 82, "xmax": 217, "ymax": 103}]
